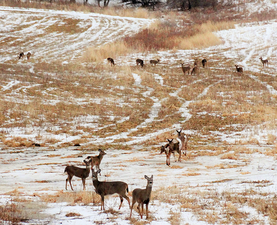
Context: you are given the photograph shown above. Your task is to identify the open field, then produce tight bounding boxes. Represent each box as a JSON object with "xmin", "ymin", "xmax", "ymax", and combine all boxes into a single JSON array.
[{"xmin": 1, "ymin": 1, "xmax": 277, "ymax": 224}]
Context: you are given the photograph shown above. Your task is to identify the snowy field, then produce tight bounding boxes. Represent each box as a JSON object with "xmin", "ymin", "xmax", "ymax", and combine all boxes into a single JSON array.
[{"xmin": 1, "ymin": 1, "xmax": 277, "ymax": 224}]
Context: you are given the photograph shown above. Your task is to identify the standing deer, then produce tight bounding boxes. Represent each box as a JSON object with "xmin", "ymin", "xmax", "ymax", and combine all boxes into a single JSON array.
[
  {"xmin": 91, "ymin": 169, "xmax": 130, "ymax": 211},
  {"xmin": 64, "ymin": 158, "xmax": 91, "ymax": 191},
  {"xmin": 176, "ymin": 129, "xmax": 189, "ymax": 157},
  {"xmin": 26, "ymin": 52, "xmax": 31, "ymax": 60},
  {"xmin": 259, "ymin": 57, "xmax": 268, "ymax": 67},
  {"xmin": 86, "ymin": 149, "xmax": 106, "ymax": 172},
  {"xmin": 181, "ymin": 63, "xmax": 190, "ymax": 75},
  {"xmin": 160, "ymin": 144, "xmax": 171, "ymax": 166},
  {"xmin": 130, "ymin": 175, "xmax": 153, "ymax": 219},
  {"xmin": 235, "ymin": 65, "xmax": 243, "ymax": 73},
  {"xmin": 202, "ymin": 59, "xmax": 207, "ymax": 68},
  {"xmin": 167, "ymin": 139, "xmax": 181, "ymax": 163},
  {"xmin": 136, "ymin": 59, "xmax": 144, "ymax": 68},
  {"xmin": 107, "ymin": 57, "xmax": 115, "ymax": 66},
  {"xmin": 150, "ymin": 59, "xmax": 160, "ymax": 66},
  {"xmin": 19, "ymin": 52, "xmax": 24, "ymax": 59},
  {"xmin": 191, "ymin": 65, "xmax": 198, "ymax": 75}
]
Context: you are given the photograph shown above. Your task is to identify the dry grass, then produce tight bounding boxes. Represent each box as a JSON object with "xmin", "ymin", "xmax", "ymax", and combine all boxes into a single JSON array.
[
  {"xmin": 152, "ymin": 185, "xmax": 274, "ymax": 224},
  {"xmin": 40, "ymin": 190, "xmax": 101, "ymax": 206},
  {"xmin": 0, "ymin": 192, "xmax": 47, "ymax": 224}
]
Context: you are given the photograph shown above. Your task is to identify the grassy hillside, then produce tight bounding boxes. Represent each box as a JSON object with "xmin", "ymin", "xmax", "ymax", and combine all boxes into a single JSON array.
[{"xmin": 1, "ymin": 1, "xmax": 277, "ymax": 224}]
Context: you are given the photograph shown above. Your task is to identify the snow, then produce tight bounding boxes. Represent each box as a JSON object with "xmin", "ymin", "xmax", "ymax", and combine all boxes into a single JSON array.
[{"xmin": 1, "ymin": 1, "xmax": 277, "ymax": 224}]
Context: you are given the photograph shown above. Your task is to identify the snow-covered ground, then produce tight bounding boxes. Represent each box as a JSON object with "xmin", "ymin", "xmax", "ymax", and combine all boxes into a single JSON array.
[{"xmin": 1, "ymin": 1, "xmax": 277, "ymax": 224}]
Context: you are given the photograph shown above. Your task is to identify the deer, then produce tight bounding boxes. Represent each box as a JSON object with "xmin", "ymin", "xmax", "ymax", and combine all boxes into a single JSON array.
[
  {"xmin": 91, "ymin": 169, "xmax": 130, "ymax": 211},
  {"xmin": 259, "ymin": 57, "xmax": 268, "ymax": 67},
  {"xmin": 150, "ymin": 59, "xmax": 160, "ymax": 66},
  {"xmin": 176, "ymin": 128, "xmax": 189, "ymax": 157},
  {"xmin": 235, "ymin": 65, "xmax": 243, "ymax": 73},
  {"xmin": 191, "ymin": 65, "xmax": 198, "ymax": 75},
  {"xmin": 107, "ymin": 57, "xmax": 115, "ymax": 66},
  {"xmin": 26, "ymin": 52, "xmax": 31, "ymax": 60},
  {"xmin": 136, "ymin": 58, "xmax": 144, "ymax": 68},
  {"xmin": 64, "ymin": 158, "xmax": 91, "ymax": 191},
  {"xmin": 181, "ymin": 63, "xmax": 190, "ymax": 75},
  {"xmin": 167, "ymin": 139, "xmax": 181, "ymax": 163},
  {"xmin": 86, "ymin": 149, "xmax": 106, "ymax": 172},
  {"xmin": 202, "ymin": 59, "xmax": 207, "ymax": 68},
  {"xmin": 19, "ymin": 52, "xmax": 24, "ymax": 59},
  {"xmin": 160, "ymin": 144, "xmax": 171, "ymax": 166},
  {"xmin": 130, "ymin": 175, "xmax": 153, "ymax": 219}
]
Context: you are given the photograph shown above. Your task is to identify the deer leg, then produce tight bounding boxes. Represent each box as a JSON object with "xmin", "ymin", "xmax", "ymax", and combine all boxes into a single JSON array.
[
  {"xmin": 178, "ymin": 151, "xmax": 182, "ymax": 162},
  {"xmin": 137, "ymin": 203, "xmax": 141, "ymax": 218},
  {"xmin": 65, "ymin": 177, "xmax": 68, "ymax": 190},
  {"xmin": 68, "ymin": 175, "xmax": 74, "ymax": 191},
  {"xmin": 146, "ymin": 203, "xmax": 149, "ymax": 219},
  {"xmin": 166, "ymin": 154, "xmax": 170, "ymax": 166},
  {"xmin": 82, "ymin": 178, "xmax": 86, "ymax": 190},
  {"xmin": 141, "ymin": 203, "xmax": 144, "ymax": 219},
  {"xmin": 101, "ymin": 195, "xmax": 105, "ymax": 211},
  {"xmin": 130, "ymin": 200, "xmax": 135, "ymax": 218},
  {"xmin": 123, "ymin": 195, "xmax": 130, "ymax": 208},
  {"xmin": 119, "ymin": 196, "xmax": 123, "ymax": 210}
]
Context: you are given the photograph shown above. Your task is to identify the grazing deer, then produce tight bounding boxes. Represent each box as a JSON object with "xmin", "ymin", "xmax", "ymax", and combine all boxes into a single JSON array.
[
  {"xmin": 26, "ymin": 52, "xmax": 31, "ymax": 60},
  {"xmin": 91, "ymin": 169, "xmax": 130, "ymax": 211},
  {"xmin": 259, "ymin": 57, "xmax": 268, "ymax": 67},
  {"xmin": 191, "ymin": 65, "xmax": 198, "ymax": 75},
  {"xmin": 150, "ymin": 59, "xmax": 160, "ymax": 66},
  {"xmin": 130, "ymin": 175, "xmax": 153, "ymax": 219},
  {"xmin": 107, "ymin": 57, "xmax": 115, "ymax": 66},
  {"xmin": 136, "ymin": 59, "xmax": 144, "ymax": 68},
  {"xmin": 64, "ymin": 158, "xmax": 91, "ymax": 191},
  {"xmin": 235, "ymin": 65, "xmax": 243, "ymax": 73},
  {"xmin": 176, "ymin": 129, "xmax": 189, "ymax": 157},
  {"xmin": 202, "ymin": 59, "xmax": 207, "ymax": 68},
  {"xmin": 181, "ymin": 63, "xmax": 190, "ymax": 75},
  {"xmin": 86, "ymin": 149, "xmax": 106, "ymax": 172},
  {"xmin": 19, "ymin": 52, "xmax": 24, "ymax": 59}
]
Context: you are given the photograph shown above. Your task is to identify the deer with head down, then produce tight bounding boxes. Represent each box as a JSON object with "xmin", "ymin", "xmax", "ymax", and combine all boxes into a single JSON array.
[
  {"xmin": 150, "ymin": 59, "xmax": 160, "ymax": 66},
  {"xmin": 136, "ymin": 58, "xmax": 144, "ymax": 68}
]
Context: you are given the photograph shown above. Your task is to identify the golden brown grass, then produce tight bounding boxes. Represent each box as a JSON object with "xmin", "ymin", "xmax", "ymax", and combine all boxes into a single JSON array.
[{"xmin": 40, "ymin": 190, "xmax": 100, "ymax": 206}]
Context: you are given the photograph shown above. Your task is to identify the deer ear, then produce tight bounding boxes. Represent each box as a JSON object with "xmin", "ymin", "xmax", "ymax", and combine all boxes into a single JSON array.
[{"xmin": 144, "ymin": 175, "xmax": 148, "ymax": 179}]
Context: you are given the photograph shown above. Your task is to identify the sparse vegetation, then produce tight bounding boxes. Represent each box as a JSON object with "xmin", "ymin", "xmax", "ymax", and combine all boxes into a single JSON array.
[{"xmin": 1, "ymin": 0, "xmax": 277, "ymax": 224}]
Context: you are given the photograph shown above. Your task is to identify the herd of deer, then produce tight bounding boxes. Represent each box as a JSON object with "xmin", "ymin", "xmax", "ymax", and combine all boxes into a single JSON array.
[
  {"xmin": 63, "ymin": 128, "xmax": 189, "ymax": 218},
  {"xmin": 64, "ymin": 149, "xmax": 153, "ymax": 219},
  {"xmin": 106, "ymin": 56, "xmax": 269, "ymax": 75}
]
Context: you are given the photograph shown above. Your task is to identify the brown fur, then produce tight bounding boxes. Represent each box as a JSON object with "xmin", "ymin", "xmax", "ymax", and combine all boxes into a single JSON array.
[
  {"xmin": 136, "ymin": 58, "xmax": 144, "ymax": 67},
  {"xmin": 235, "ymin": 65, "xmax": 243, "ymax": 73},
  {"xmin": 86, "ymin": 149, "xmax": 106, "ymax": 171},
  {"xmin": 92, "ymin": 169, "xmax": 130, "ymax": 211},
  {"xmin": 130, "ymin": 175, "xmax": 153, "ymax": 219},
  {"xmin": 64, "ymin": 159, "xmax": 91, "ymax": 191}
]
